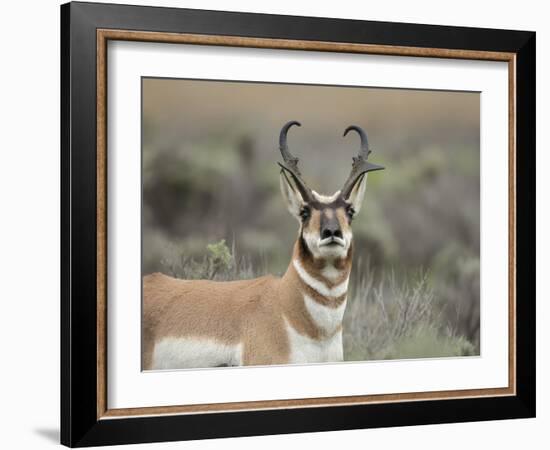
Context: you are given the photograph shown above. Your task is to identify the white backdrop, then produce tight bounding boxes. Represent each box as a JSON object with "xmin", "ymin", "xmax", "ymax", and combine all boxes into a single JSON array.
[
  {"xmin": 108, "ymin": 41, "xmax": 509, "ymax": 409},
  {"xmin": 0, "ymin": 0, "xmax": 546, "ymax": 449}
]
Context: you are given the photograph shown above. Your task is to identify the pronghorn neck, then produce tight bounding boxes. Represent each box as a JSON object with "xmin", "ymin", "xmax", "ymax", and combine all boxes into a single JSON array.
[{"xmin": 278, "ymin": 239, "xmax": 352, "ymax": 341}]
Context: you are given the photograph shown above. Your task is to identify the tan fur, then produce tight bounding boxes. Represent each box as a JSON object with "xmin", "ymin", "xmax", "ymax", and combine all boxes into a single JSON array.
[
  {"xmin": 336, "ymin": 207, "xmax": 352, "ymax": 236},
  {"xmin": 307, "ymin": 209, "xmax": 322, "ymax": 235},
  {"xmin": 142, "ymin": 239, "xmax": 352, "ymax": 369}
]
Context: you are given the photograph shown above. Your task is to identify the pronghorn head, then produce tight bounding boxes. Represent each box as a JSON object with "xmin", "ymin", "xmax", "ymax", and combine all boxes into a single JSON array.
[{"xmin": 278, "ymin": 121, "xmax": 384, "ymax": 261}]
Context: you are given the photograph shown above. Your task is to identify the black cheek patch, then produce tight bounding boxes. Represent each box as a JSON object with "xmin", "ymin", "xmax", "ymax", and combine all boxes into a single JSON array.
[{"xmin": 299, "ymin": 234, "xmax": 313, "ymax": 259}]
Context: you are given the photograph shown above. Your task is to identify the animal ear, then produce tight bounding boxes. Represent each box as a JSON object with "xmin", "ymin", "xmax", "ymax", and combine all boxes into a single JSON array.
[
  {"xmin": 347, "ymin": 173, "xmax": 368, "ymax": 214},
  {"xmin": 279, "ymin": 171, "xmax": 304, "ymax": 220}
]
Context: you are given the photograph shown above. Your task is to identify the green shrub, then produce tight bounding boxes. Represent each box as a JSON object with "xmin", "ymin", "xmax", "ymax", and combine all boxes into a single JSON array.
[
  {"xmin": 378, "ymin": 326, "xmax": 476, "ymax": 360},
  {"xmin": 206, "ymin": 239, "xmax": 233, "ymax": 277}
]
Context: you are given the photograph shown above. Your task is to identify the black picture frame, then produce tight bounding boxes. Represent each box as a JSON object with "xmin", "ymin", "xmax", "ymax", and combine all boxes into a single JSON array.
[{"xmin": 61, "ymin": 1, "xmax": 535, "ymax": 447}]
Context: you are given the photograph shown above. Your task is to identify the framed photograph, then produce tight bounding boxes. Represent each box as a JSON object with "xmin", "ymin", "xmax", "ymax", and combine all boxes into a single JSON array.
[{"xmin": 60, "ymin": 1, "xmax": 536, "ymax": 447}]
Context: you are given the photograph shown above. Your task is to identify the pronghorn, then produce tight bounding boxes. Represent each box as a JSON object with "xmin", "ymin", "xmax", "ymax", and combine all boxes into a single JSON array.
[{"xmin": 142, "ymin": 121, "xmax": 384, "ymax": 370}]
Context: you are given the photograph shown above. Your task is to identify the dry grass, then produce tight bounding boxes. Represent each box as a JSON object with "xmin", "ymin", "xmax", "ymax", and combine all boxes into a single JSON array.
[{"xmin": 343, "ymin": 260, "xmax": 475, "ymax": 360}]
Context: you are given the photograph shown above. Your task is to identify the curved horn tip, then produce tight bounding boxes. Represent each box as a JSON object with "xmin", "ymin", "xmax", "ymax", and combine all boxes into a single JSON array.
[
  {"xmin": 343, "ymin": 125, "xmax": 366, "ymax": 137},
  {"xmin": 343, "ymin": 124, "xmax": 369, "ymax": 153},
  {"xmin": 343, "ymin": 125, "xmax": 357, "ymax": 137},
  {"xmin": 279, "ymin": 121, "xmax": 302, "ymax": 152},
  {"xmin": 284, "ymin": 120, "xmax": 301, "ymax": 130},
  {"xmin": 279, "ymin": 121, "xmax": 302, "ymax": 143}
]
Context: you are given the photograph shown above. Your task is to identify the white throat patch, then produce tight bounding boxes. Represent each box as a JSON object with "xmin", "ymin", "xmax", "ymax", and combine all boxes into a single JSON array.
[
  {"xmin": 293, "ymin": 259, "xmax": 349, "ymax": 298},
  {"xmin": 321, "ymin": 265, "xmax": 343, "ymax": 282}
]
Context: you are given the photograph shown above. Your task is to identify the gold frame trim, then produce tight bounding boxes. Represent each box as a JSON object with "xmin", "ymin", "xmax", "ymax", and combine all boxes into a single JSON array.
[{"xmin": 96, "ymin": 29, "xmax": 517, "ymax": 420}]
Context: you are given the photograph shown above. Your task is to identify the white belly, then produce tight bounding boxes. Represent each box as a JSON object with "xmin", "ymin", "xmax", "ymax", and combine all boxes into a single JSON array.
[
  {"xmin": 285, "ymin": 322, "xmax": 344, "ymax": 364},
  {"xmin": 151, "ymin": 337, "xmax": 242, "ymax": 370}
]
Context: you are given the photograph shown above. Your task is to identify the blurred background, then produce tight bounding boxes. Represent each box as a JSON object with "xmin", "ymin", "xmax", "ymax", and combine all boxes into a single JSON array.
[{"xmin": 142, "ymin": 77, "xmax": 480, "ymax": 361}]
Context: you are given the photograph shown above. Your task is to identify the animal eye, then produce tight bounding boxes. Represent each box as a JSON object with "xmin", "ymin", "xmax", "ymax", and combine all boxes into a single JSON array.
[
  {"xmin": 300, "ymin": 207, "xmax": 311, "ymax": 221},
  {"xmin": 346, "ymin": 205, "xmax": 355, "ymax": 220}
]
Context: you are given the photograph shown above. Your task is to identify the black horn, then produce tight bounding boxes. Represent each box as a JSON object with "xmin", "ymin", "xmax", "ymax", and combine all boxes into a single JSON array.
[
  {"xmin": 340, "ymin": 125, "xmax": 384, "ymax": 199},
  {"xmin": 279, "ymin": 120, "xmax": 302, "ymax": 175},
  {"xmin": 343, "ymin": 125, "xmax": 370, "ymax": 160},
  {"xmin": 278, "ymin": 121, "xmax": 313, "ymax": 202}
]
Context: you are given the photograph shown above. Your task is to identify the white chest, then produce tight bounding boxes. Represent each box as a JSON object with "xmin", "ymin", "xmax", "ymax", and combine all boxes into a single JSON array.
[
  {"xmin": 285, "ymin": 294, "xmax": 346, "ymax": 364},
  {"xmin": 285, "ymin": 323, "xmax": 344, "ymax": 364}
]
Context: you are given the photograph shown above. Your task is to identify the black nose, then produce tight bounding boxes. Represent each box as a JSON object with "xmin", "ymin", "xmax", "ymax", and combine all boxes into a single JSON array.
[{"xmin": 321, "ymin": 226, "xmax": 343, "ymax": 240}]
